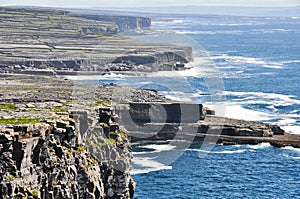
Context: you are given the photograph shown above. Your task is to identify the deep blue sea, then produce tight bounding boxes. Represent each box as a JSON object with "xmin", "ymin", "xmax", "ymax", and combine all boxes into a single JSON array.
[{"xmin": 95, "ymin": 15, "xmax": 300, "ymax": 198}]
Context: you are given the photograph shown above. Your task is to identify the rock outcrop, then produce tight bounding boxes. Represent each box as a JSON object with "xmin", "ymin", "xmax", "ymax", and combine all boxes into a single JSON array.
[
  {"xmin": 116, "ymin": 102, "xmax": 300, "ymax": 148},
  {"xmin": 0, "ymin": 107, "xmax": 135, "ymax": 198}
]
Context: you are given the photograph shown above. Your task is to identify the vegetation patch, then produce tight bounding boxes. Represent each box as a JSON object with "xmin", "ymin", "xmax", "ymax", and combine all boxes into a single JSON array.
[
  {"xmin": 77, "ymin": 146, "xmax": 85, "ymax": 152},
  {"xmin": 53, "ymin": 106, "xmax": 68, "ymax": 112},
  {"xmin": 100, "ymin": 122, "xmax": 108, "ymax": 127},
  {"xmin": 0, "ymin": 103, "xmax": 16, "ymax": 110},
  {"xmin": 0, "ymin": 117, "xmax": 40, "ymax": 124},
  {"xmin": 8, "ymin": 174, "xmax": 14, "ymax": 180},
  {"xmin": 104, "ymin": 138, "xmax": 116, "ymax": 145},
  {"xmin": 31, "ymin": 190, "xmax": 39, "ymax": 198},
  {"xmin": 119, "ymin": 132, "xmax": 127, "ymax": 139},
  {"xmin": 95, "ymin": 100, "xmax": 112, "ymax": 106}
]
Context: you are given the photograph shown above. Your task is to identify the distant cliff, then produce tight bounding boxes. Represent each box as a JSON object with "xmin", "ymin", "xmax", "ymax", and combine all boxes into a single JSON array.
[
  {"xmin": 72, "ymin": 14, "xmax": 151, "ymax": 32},
  {"xmin": 0, "ymin": 7, "xmax": 192, "ymax": 74}
]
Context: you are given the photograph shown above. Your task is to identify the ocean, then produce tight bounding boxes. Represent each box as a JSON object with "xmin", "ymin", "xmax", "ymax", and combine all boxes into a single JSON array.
[{"xmin": 96, "ymin": 15, "xmax": 300, "ymax": 198}]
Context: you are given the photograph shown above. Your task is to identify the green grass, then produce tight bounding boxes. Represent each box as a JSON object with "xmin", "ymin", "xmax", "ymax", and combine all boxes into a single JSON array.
[
  {"xmin": 32, "ymin": 190, "xmax": 39, "ymax": 198},
  {"xmin": 96, "ymin": 138, "xmax": 116, "ymax": 146},
  {"xmin": 77, "ymin": 146, "xmax": 85, "ymax": 152},
  {"xmin": 8, "ymin": 174, "xmax": 14, "ymax": 180},
  {"xmin": 94, "ymin": 100, "xmax": 111, "ymax": 106},
  {"xmin": 100, "ymin": 122, "xmax": 108, "ymax": 127},
  {"xmin": 53, "ymin": 106, "xmax": 68, "ymax": 112},
  {"xmin": 0, "ymin": 103, "xmax": 16, "ymax": 110},
  {"xmin": 104, "ymin": 138, "xmax": 116, "ymax": 145},
  {"xmin": 0, "ymin": 117, "xmax": 40, "ymax": 124},
  {"xmin": 119, "ymin": 132, "xmax": 127, "ymax": 139}
]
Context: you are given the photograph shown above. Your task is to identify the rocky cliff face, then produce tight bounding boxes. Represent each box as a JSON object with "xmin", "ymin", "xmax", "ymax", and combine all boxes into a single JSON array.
[
  {"xmin": 0, "ymin": 7, "xmax": 192, "ymax": 74},
  {"xmin": 0, "ymin": 107, "xmax": 134, "ymax": 199},
  {"xmin": 72, "ymin": 15, "xmax": 151, "ymax": 32}
]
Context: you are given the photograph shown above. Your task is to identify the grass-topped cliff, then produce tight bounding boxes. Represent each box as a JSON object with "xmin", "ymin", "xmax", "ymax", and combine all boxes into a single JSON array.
[{"xmin": 0, "ymin": 7, "xmax": 192, "ymax": 73}]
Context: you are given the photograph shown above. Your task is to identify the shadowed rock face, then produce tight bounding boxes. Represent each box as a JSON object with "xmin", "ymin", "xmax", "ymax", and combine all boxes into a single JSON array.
[
  {"xmin": 126, "ymin": 102, "xmax": 204, "ymax": 124},
  {"xmin": 115, "ymin": 101, "xmax": 299, "ymax": 147}
]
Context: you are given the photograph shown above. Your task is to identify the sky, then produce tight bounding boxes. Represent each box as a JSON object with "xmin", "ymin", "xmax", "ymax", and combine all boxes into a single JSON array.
[{"xmin": 1, "ymin": 0, "xmax": 299, "ymax": 8}]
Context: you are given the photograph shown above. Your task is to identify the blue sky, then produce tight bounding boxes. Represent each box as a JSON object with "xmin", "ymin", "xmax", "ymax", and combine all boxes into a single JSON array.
[{"xmin": 1, "ymin": 0, "xmax": 299, "ymax": 8}]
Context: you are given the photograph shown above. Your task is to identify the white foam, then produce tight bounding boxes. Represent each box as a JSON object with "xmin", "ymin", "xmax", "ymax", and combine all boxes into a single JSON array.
[
  {"xmin": 276, "ymin": 119, "xmax": 297, "ymax": 126},
  {"xmin": 283, "ymin": 154, "xmax": 300, "ymax": 159},
  {"xmin": 185, "ymin": 148, "xmax": 210, "ymax": 153},
  {"xmin": 221, "ymin": 91, "xmax": 300, "ymax": 106},
  {"xmin": 213, "ymin": 149, "xmax": 247, "ymax": 154},
  {"xmin": 149, "ymin": 67, "xmax": 200, "ymax": 77},
  {"xmin": 282, "ymin": 60, "xmax": 300, "ymax": 64},
  {"xmin": 282, "ymin": 146, "xmax": 300, "ymax": 153},
  {"xmin": 291, "ymin": 17, "xmax": 299, "ymax": 19},
  {"xmin": 175, "ymin": 67, "xmax": 203, "ymax": 77},
  {"xmin": 172, "ymin": 19, "xmax": 185, "ymax": 23},
  {"xmin": 65, "ymin": 74, "xmax": 124, "ymax": 81},
  {"xmin": 246, "ymin": 143, "xmax": 271, "ymax": 150},
  {"xmin": 263, "ymin": 65, "xmax": 283, "ymax": 69},
  {"xmin": 140, "ymin": 144, "xmax": 176, "ymax": 153},
  {"xmin": 174, "ymin": 30, "xmax": 217, "ymax": 35},
  {"xmin": 281, "ymin": 126, "xmax": 300, "ymax": 135},
  {"xmin": 211, "ymin": 54, "xmax": 284, "ymax": 69},
  {"xmin": 222, "ymin": 104, "xmax": 271, "ymax": 121},
  {"xmin": 131, "ymin": 157, "xmax": 172, "ymax": 175}
]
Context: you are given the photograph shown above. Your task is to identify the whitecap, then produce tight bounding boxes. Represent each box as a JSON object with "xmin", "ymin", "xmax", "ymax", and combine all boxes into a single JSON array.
[
  {"xmin": 221, "ymin": 91, "xmax": 300, "ymax": 105},
  {"xmin": 281, "ymin": 60, "xmax": 300, "ymax": 64},
  {"xmin": 213, "ymin": 149, "xmax": 247, "ymax": 154},
  {"xmin": 282, "ymin": 146, "xmax": 300, "ymax": 153},
  {"xmin": 131, "ymin": 157, "xmax": 172, "ymax": 175},
  {"xmin": 262, "ymin": 65, "xmax": 283, "ymax": 69},
  {"xmin": 281, "ymin": 126, "xmax": 300, "ymax": 135},
  {"xmin": 276, "ymin": 119, "xmax": 297, "ymax": 126},
  {"xmin": 221, "ymin": 104, "xmax": 271, "ymax": 121},
  {"xmin": 211, "ymin": 54, "xmax": 284, "ymax": 69},
  {"xmin": 140, "ymin": 144, "xmax": 176, "ymax": 153},
  {"xmin": 246, "ymin": 143, "xmax": 271, "ymax": 150},
  {"xmin": 185, "ymin": 148, "xmax": 210, "ymax": 153},
  {"xmin": 173, "ymin": 30, "xmax": 217, "ymax": 35},
  {"xmin": 283, "ymin": 154, "xmax": 300, "ymax": 159}
]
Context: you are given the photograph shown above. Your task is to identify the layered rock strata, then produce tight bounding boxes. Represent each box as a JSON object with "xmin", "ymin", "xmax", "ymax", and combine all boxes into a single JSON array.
[
  {"xmin": 0, "ymin": 107, "xmax": 135, "ymax": 198},
  {"xmin": 117, "ymin": 102, "xmax": 300, "ymax": 148},
  {"xmin": 0, "ymin": 7, "xmax": 192, "ymax": 74}
]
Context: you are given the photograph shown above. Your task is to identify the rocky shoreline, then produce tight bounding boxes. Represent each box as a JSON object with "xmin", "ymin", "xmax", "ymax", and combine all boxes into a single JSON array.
[
  {"xmin": 0, "ymin": 7, "xmax": 192, "ymax": 75},
  {"xmin": 1, "ymin": 6, "xmax": 300, "ymax": 199},
  {"xmin": 116, "ymin": 102, "xmax": 300, "ymax": 148}
]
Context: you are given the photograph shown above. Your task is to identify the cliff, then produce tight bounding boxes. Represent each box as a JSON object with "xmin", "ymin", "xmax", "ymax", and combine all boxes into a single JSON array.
[
  {"xmin": 0, "ymin": 107, "xmax": 134, "ymax": 198},
  {"xmin": 71, "ymin": 14, "xmax": 151, "ymax": 32},
  {"xmin": 0, "ymin": 74, "xmax": 157, "ymax": 198},
  {"xmin": 0, "ymin": 7, "xmax": 192, "ymax": 74},
  {"xmin": 116, "ymin": 102, "xmax": 300, "ymax": 148}
]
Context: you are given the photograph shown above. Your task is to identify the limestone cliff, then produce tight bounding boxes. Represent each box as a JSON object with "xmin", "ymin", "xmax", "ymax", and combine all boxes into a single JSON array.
[
  {"xmin": 72, "ymin": 14, "xmax": 151, "ymax": 32},
  {"xmin": 0, "ymin": 107, "xmax": 135, "ymax": 199}
]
